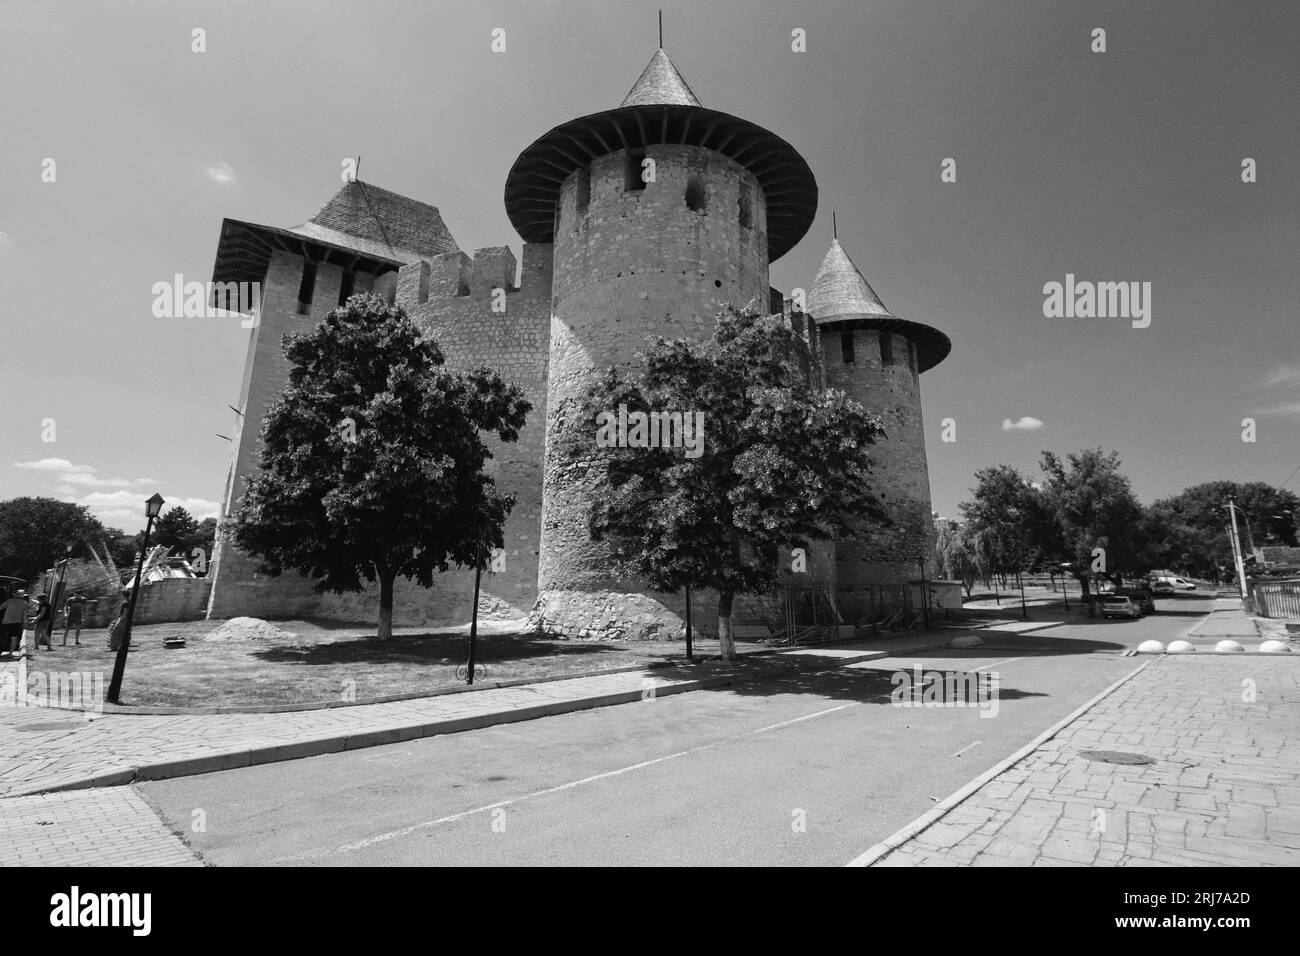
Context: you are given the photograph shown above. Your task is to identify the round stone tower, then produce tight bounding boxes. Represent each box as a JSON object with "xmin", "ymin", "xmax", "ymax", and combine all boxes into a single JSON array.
[
  {"xmin": 810, "ymin": 239, "xmax": 951, "ymax": 621},
  {"xmin": 504, "ymin": 48, "xmax": 817, "ymax": 637}
]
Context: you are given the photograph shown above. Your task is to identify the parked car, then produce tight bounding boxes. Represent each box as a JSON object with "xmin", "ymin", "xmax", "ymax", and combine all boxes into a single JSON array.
[
  {"xmin": 1171, "ymin": 577, "xmax": 1196, "ymax": 590},
  {"xmin": 1115, "ymin": 588, "xmax": 1155, "ymax": 614},
  {"xmin": 1102, "ymin": 595, "xmax": 1142, "ymax": 619},
  {"xmin": 1150, "ymin": 579, "xmax": 1176, "ymax": 595}
]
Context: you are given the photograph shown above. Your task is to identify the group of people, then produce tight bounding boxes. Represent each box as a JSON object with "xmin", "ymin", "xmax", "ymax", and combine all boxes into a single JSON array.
[{"xmin": 0, "ymin": 588, "xmax": 127, "ymax": 656}]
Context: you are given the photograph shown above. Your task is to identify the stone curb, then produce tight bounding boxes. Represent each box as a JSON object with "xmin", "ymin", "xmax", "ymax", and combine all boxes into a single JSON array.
[
  {"xmin": 14, "ymin": 642, "xmax": 974, "ymax": 798},
  {"xmin": 843, "ymin": 657, "xmax": 1153, "ymax": 867}
]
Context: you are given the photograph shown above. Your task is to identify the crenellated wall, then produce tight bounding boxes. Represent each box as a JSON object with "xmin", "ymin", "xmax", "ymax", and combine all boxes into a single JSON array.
[
  {"xmin": 207, "ymin": 238, "xmax": 551, "ymax": 628},
  {"xmin": 401, "ymin": 242, "xmax": 553, "ymax": 620}
]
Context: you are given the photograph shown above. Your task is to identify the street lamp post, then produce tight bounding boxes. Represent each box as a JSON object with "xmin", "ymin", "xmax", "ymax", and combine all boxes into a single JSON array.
[
  {"xmin": 684, "ymin": 585, "xmax": 694, "ymax": 661},
  {"xmin": 466, "ymin": 546, "xmax": 485, "ymax": 685},
  {"xmin": 918, "ymin": 557, "xmax": 930, "ymax": 630},
  {"xmin": 106, "ymin": 493, "xmax": 164, "ymax": 705}
]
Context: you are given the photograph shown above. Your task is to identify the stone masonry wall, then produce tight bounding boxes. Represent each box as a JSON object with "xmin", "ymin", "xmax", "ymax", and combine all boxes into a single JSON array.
[
  {"xmin": 401, "ymin": 242, "xmax": 554, "ymax": 621},
  {"xmin": 207, "ymin": 250, "xmax": 351, "ymax": 620},
  {"xmin": 536, "ymin": 144, "xmax": 772, "ymax": 637},
  {"xmin": 821, "ymin": 325, "xmax": 936, "ymax": 620}
]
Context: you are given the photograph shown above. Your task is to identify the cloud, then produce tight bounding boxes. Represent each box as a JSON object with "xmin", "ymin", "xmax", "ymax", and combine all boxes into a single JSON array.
[
  {"xmin": 13, "ymin": 458, "xmax": 214, "ymax": 528},
  {"xmin": 56, "ymin": 473, "xmax": 135, "ymax": 488},
  {"xmin": 1259, "ymin": 402, "xmax": 1300, "ymax": 418},
  {"xmin": 206, "ymin": 162, "xmax": 236, "ymax": 184},
  {"xmin": 0, "ymin": 231, "xmax": 14, "ymax": 253},
  {"xmin": 1264, "ymin": 365, "xmax": 1300, "ymax": 388},
  {"xmin": 1002, "ymin": 416, "xmax": 1045, "ymax": 431},
  {"xmin": 14, "ymin": 458, "xmax": 95, "ymax": 473},
  {"xmin": 70, "ymin": 491, "xmax": 220, "ymax": 531}
]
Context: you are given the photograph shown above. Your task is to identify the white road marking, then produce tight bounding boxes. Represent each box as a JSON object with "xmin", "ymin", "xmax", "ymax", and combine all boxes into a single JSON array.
[
  {"xmin": 975, "ymin": 657, "xmax": 1022, "ymax": 671},
  {"xmin": 950, "ymin": 740, "xmax": 982, "ymax": 758},
  {"xmin": 335, "ymin": 702, "xmax": 860, "ymax": 854}
]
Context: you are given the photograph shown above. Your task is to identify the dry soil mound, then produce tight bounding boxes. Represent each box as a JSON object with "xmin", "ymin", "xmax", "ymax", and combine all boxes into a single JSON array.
[{"xmin": 204, "ymin": 617, "xmax": 297, "ymax": 643}]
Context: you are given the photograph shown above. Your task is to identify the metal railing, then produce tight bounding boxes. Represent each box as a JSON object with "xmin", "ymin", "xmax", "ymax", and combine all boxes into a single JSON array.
[{"xmin": 1251, "ymin": 579, "xmax": 1300, "ymax": 620}]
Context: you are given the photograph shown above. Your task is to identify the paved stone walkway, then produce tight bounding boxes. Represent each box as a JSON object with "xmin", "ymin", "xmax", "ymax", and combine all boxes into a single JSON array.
[
  {"xmin": 0, "ymin": 787, "xmax": 202, "ymax": 866},
  {"xmin": 870, "ymin": 655, "xmax": 1300, "ymax": 866}
]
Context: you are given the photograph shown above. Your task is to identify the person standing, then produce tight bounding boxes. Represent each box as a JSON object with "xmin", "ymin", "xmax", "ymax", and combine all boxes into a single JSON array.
[
  {"xmin": 28, "ymin": 594, "xmax": 54, "ymax": 651},
  {"xmin": 107, "ymin": 600, "xmax": 130, "ymax": 652},
  {"xmin": 1, "ymin": 589, "xmax": 27, "ymax": 655},
  {"xmin": 62, "ymin": 593, "xmax": 86, "ymax": 646}
]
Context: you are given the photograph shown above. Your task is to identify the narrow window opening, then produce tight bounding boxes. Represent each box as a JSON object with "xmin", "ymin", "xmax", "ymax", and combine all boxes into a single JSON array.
[
  {"xmin": 296, "ymin": 260, "xmax": 318, "ymax": 315},
  {"xmin": 337, "ymin": 269, "xmax": 355, "ymax": 305},
  {"xmin": 576, "ymin": 167, "xmax": 591, "ymax": 216},
  {"xmin": 879, "ymin": 331, "xmax": 894, "ymax": 365},
  {"xmin": 685, "ymin": 177, "xmax": 706, "ymax": 213},
  {"xmin": 738, "ymin": 183, "xmax": 753, "ymax": 228},
  {"xmin": 625, "ymin": 151, "xmax": 646, "ymax": 192},
  {"xmin": 908, "ymin": 339, "xmax": 917, "ymax": 372},
  {"xmin": 841, "ymin": 331, "xmax": 855, "ymax": 364}
]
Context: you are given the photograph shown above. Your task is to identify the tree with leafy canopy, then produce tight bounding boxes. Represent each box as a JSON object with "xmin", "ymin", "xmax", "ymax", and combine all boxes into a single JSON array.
[
  {"xmin": 1148, "ymin": 481, "xmax": 1298, "ymax": 576},
  {"xmin": 228, "ymin": 294, "xmax": 530, "ymax": 640},
  {"xmin": 565, "ymin": 305, "xmax": 888, "ymax": 660},
  {"xmin": 153, "ymin": 506, "xmax": 199, "ymax": 552},
  {"xmin": 935, "ymin": 520, "xmax": 987, "ymax": 597},
  {"xmin": 959, "ymin": 465, "xmax": 1058, "ymax": 584},
  {"xmin": 1038, "ymin": 449, "xmax": 1146, "ymax": 611},
  {"xmin": 0, "ymin": 497, "xmax": 110, "ymax": 583}
]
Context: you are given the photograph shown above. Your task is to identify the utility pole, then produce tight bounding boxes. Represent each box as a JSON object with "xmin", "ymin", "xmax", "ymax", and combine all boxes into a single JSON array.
[{"xmin": 1227, "ymin": 497, "xmax": 1248, "ymax": 602}]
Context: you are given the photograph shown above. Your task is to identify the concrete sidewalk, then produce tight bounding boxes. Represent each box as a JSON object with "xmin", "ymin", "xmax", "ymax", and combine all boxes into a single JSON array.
[
  {"xmin": 1187, "ymin": 597, "xmax": 1265, "ymax": 639},
  {"xmin": 856, "ymin": 655, "xmax": 1300, "ymax": 866},
  {"xmin": 0, "ymin": 632, "xmax": 978, "ymax": 801}
]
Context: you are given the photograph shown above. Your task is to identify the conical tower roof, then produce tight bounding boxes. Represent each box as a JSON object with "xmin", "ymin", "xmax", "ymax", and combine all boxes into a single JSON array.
[
  {"xmin": 620, "ymin": 48, "xmax": 702, "ymax": 107},
  {"xmin": 504, "ymin": 47, "xmax": 816, "ymax": 262},
  {"xmin": 809, "ymin": 238, "xmax": 951, "ymax": 372},
  {"xmin": 809, "ymin": 238, "xmax": 893, "ymax": 320}
]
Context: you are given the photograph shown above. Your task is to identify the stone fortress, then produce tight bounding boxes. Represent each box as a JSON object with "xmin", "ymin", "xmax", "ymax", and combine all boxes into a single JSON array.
[{"xmin": 205, "ymin": 48, "xmax": 951, "ymax": 638}]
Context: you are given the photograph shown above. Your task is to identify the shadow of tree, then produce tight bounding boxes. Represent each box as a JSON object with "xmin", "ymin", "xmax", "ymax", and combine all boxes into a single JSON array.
[{"xmin": 252, "ymin": 632, "xmax": 617, "ymax": 667}]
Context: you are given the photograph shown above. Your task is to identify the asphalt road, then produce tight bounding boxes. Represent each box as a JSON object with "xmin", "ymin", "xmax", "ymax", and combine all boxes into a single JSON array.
[{"xmin": 139, "ymin": 596, "xmax": 1215, "ymax": 866}]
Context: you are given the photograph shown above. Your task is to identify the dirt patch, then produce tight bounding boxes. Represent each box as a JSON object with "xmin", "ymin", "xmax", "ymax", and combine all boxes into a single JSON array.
[{"xmin": 204, "ymin": 617, "xmax": 298, "ymax": 643}]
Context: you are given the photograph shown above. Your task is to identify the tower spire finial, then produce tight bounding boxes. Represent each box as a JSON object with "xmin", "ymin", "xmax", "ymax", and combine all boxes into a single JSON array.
[
  {"xmin": 658, "ymin": 9, "xmax": 663, "ymax": 48},
  {"xmin": 832, "ymin": 210, "xmax": 837, "ymax": 239}
]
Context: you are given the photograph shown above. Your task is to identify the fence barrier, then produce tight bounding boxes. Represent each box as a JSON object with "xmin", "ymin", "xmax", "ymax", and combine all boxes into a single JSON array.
[{"xmin": 1251, "ymin": 580, "xmax": 1300, "ymax": 619}]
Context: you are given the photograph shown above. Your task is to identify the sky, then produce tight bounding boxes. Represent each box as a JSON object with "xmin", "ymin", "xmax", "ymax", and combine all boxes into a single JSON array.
[{"xmin": 0, "ymin": 0, "xmax": 1297, "ymax": 532}]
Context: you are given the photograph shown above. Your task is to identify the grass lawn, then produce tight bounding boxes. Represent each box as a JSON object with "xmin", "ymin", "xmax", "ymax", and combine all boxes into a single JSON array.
[{"xmin": 26, "ymin": 618, "xmax": 766, "ymax": 709}]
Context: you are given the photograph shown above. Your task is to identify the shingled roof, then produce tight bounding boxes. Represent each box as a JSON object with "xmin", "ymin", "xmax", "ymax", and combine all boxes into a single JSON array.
[
  {"xmin": 620, "ymin": 48, "xmax": 702, "ymax": 107},
  {"xmin": 293, "ymin": 181, "xmax": 459, "ymax": 262},
  {"xmin": 810, "ymin": 239, "xmax": 892, "ymax": 320},
  {"xmin": 211, "ymin": 180, "xmax": 460, "ymax": 288},
  {"xmin": 504, "ymin": 47, "xmax": 816, "ymax": 262},
  {"xmin": 810, "ymin": 239, "xmax": 951, "ymax": 373}
]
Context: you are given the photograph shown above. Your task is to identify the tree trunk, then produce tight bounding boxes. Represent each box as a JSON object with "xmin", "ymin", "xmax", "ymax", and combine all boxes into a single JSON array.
[
  {"xmin": 377, "ymin": 570, "xmax": 395, "ymax": 640},
  {"xmin": 717, "ymin": 590, "xmax": 737, "ymax": 662},
  {"xmin": 1079, "ymin": 575, "xmax": 1095, "ymax": 617}
]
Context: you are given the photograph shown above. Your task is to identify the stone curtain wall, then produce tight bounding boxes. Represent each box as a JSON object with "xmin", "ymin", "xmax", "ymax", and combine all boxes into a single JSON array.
[
  {"xmin": 78, "ymin": 577, "xmax": 214, "ymax": 629},
  {"xmin": 822, "ymin": 326, "xmax": 936, "ymax": 621},
  {"xmin": 402, "ymin": 242, "xmax": 554, "ymax": 621}
]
